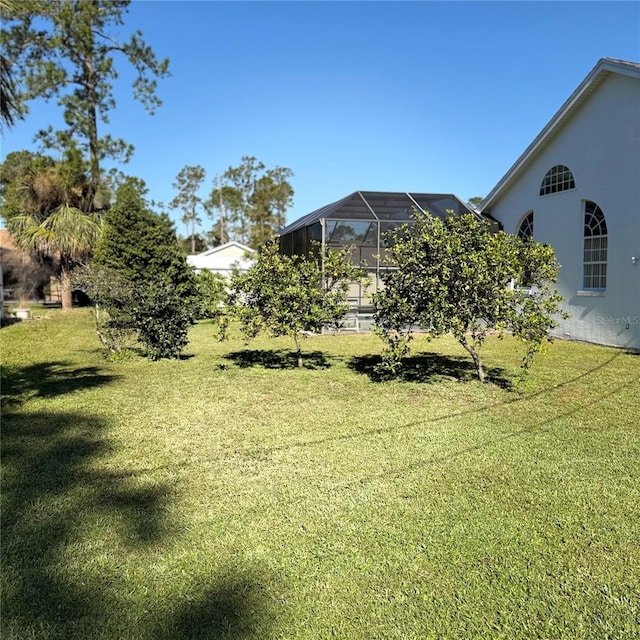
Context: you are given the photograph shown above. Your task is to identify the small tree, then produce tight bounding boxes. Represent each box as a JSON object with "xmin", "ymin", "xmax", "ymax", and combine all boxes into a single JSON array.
[
  {"xmin": 227, "ymin": 241, "xmax": 363, "ymax": 368},
  {"xmin": 374, "ymin": 211, "xmax": 565, "ymax": 383},
  {"xmin": 89, "ymin": 177, "xmax": 197, "ymax": 359},
  {"xmin": 128, "ymin": 278, "xmax": 193, "ymax": 360},
  {"xmin": 72, "ymin": 264, "xmax": 137, "ymax": 355},
  {"xmin": 193, "ymin": 269, "xmax": 227, "ymax": 320}
]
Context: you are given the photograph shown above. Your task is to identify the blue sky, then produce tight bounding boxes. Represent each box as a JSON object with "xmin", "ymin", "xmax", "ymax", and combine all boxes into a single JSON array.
[{"xmin": 2, "ymin": 0, "xmax": 639, "ymax": 239}]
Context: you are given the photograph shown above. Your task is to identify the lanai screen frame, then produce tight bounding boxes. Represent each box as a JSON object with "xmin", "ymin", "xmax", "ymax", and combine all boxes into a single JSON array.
[{"xmin": 279, "ymin": 191, "xmax": 477, "ymax": 308}]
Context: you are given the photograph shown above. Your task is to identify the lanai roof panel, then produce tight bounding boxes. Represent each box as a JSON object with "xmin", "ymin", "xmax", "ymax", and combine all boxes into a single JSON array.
[{"xmin": 280, "ymin": 191, "xmax": 475, "ymax": 237}]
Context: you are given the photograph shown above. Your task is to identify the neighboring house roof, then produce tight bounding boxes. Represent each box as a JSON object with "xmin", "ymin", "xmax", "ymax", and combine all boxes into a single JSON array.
[
  {"xmin": 280, "ymin": 191, "xmax": 478, "ymax": 235},
  {"xmin": 481, "ymin": 58, "xmax": 640, "ymax": 211},
  {"xmin": 186, "ymin": 241, "xmax": 256, "ymax": 273}
]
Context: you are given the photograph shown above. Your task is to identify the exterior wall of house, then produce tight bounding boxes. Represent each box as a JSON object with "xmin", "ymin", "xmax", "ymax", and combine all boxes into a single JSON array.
[{"xmin": 488, "ymin": 73, "xmax": 640, "ymax": 349}]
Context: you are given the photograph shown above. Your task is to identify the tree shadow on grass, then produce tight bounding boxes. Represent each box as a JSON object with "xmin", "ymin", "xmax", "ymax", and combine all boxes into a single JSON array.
[
  {"xmin": 1, "ymin": 360, "xmax": 120, "ymax": 408},
  {"xmin": 224, "ymin": 348, "xmax": 331, "ymax": 370},
  {"xmin": 152, "ymin": 572, "xmax": 275, "ymax": 640},
  {"xmin": 348, "ymin": 352, "xmax": 515, "ymax": 390},
  {"xmin": 1, "ymin": 410, "xmax": 177, "ymax": 638},
  {"xmin": 2, "ymin": 355, "xmax": 276, "ymax": 638}
]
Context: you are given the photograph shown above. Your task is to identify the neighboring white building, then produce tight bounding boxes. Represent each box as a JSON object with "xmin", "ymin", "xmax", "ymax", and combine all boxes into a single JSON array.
[
  {"xmin": 187, "ymin": 241, "xmax": 256, "ymax": 276},
  {"xmin": 481, "ymin": 58, "xmax": 640, "ymax": 350}
]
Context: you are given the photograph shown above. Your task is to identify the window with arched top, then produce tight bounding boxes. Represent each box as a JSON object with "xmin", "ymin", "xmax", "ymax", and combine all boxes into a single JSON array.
[
  {"xmin": 517, "ymin": 211, "xmax": 534, "ymax": 240},
  {"xmin": 540, "ymin": 165, "xmax": 575, "ymax": 196},
  {"xmin": 583, "ymin": 200, "xmax": 607, "ymax": 290}
]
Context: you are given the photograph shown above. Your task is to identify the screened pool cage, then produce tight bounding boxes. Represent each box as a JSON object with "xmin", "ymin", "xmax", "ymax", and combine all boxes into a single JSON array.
[{"xmin": 278, "ymin": 191, "xmax": 477, "ymax": 329}]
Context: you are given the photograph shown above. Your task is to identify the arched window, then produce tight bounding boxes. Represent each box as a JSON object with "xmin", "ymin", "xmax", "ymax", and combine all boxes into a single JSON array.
[
  {"xmin": 540, "ymin": 165, "xmax": 575, "ymax": 196},
  {"xmin": 517, "ymin": 211, "xmax": 534, "ymax": 240},
  {"xmin": 583, "ymin": 201, "xmax": 607, "ymax": 290}
]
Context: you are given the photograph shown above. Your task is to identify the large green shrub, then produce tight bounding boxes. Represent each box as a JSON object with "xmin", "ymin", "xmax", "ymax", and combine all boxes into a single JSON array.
[
  {"xmin": 129, "ymin": 279, "xmax": 193, "ymax": 360},
  {"xmin": 87, "ymin": 178, "xmax": 197, "ymax": 359}
]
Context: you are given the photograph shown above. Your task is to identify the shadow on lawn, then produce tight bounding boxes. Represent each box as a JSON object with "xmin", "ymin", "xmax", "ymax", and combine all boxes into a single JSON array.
[
  {"xmin": 2, "ymin": 360, "xmax": 274, "ymax": 638},
  {"xmin": 1, "ymin": 360, "xmax": 119, "ymax": 408},
  {"xmin": 225, "ymin": 348, "xmax": 332, "ymax": 370},
  {"xmin": 2, "ymin": 408, "xmax": 274, "ymax": 639},
  {"xmin": 1, "ymin": 410, "xmax": 179, "ymax": 638},
  {"xmin": 348, "ymin": 352, "xmax": 514, "ymax": 389},
  {"xmin": 152, "ymin": 572, "xmax": 275, "ymax": 639}
]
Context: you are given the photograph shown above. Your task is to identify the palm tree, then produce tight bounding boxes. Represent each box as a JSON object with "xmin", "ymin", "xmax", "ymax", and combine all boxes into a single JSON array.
[{"xmin": 9, "ymin": 160, "xmax": 101, "ymax": 311}]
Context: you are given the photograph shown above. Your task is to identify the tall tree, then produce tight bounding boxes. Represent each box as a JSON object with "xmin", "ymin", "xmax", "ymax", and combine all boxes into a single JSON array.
[
  {"xmin": 0, "ymin": 1, "xmax": 21, "ymax": 133},
  {"xmin": 250, "ymin": 166, "xmax": 294, "ymax": 246},
  {"xmin": 222, "ymin": 156, "xmax": 265, "ymax": 245},
  {"xmin": 207, "ymin": 157, "xmax": 294, "ymax": 248},
  {"xmin": 1, "ymin": 0, "xmax": 169, "ymax": 201},
  {"xmin": 0, "ymin": 53, "xmax": 18, "ymax": 131},
  {"xmin": 206, "ymin": 178, "xmax": 243, "ymax": 246},
  {"xmin": 170, "ymin": 165, "xmax": 206, "ymax": 254}
]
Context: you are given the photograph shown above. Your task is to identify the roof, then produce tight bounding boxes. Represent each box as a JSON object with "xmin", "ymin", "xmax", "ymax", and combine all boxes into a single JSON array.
[
  {"xmin": 481, "ymin": 58, "xmax": 640, "ymax": 211},
  {"xmin": 186, "ymin": 241, "xmax": 255, "ymax": 273},
  {"xmin": 189, "ymin": 241, "xmax": 255, "ymax": 258},
  {"xmin": 280, "ymin": 191, "xmax": 478, "ymax": 235}
]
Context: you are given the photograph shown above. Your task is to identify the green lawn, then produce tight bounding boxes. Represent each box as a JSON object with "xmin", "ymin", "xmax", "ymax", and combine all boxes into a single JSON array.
[{"xmin": 2, "ymin": 310, "xmax": 639, "ymax": 639}]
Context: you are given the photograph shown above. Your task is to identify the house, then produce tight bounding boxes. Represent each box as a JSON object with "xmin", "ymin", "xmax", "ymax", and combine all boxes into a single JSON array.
[
  {"xmin": 481, "ymin": 58, "xmax": 640, "ymax": 350},
  {"xmin": 0, "ymin": 228, "xmax": 59, "ymax": 307},
  {"xmin": 186, "ymin": 241, "xmax": 256, "ymax": 276}
]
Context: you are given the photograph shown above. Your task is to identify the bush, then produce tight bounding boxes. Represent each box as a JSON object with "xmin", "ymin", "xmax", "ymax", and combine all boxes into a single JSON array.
[
  {"xmin": 130, "ymin": 280, "xmax": 193, "ymax": 360},
  {"xmin": 192, "ymin": 270, "xmax": 227, "ymax": 320}
]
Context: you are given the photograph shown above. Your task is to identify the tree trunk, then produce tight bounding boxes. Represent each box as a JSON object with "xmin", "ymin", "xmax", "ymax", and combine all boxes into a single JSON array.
[
  {"xmin": 294, "ymin": 333, "xmax": 304, "ymax": 369},
  {"xmin": 84, "ymin": 51, "xmax": 101, "ymax": 204},
  {"xmin": 459, "ymin": 336, "xmax": 486, "ymax": 383},
  {"xmin": 190, "ymin": 207, "xmax": 197, "ymax": 253},
  {"xmin": 60, "ymin": 266, "xmax": 73, "ymax": 312}
]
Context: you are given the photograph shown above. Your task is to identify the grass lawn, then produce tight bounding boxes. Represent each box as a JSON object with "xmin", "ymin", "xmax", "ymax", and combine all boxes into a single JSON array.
[{"xmin": 2, "ymin": 309, "xmax": 639, "ymax": 639}]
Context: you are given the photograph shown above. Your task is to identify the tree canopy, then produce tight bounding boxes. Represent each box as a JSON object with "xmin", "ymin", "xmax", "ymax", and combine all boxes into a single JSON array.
[
  {"xmin": 170, "ymin": 165, "xmax": 206, "ymax": 254},
  {"xmin": 94, "ymin": 178, "xmax": 194, "ymax": 293},
  {"xmin": 86, "ymin": 177, "xmax": 197, "ymax": 359},
  {"xmin": 1, "ymin": 0, "xmax": 169, "ymax": 199},
  {"xmin": 208, "ymin": 156, "xmax": 294, "ymax": 249},
  {"xmin": 0, "ymin": 150, "xmax": 101, "ymax": 310}
]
